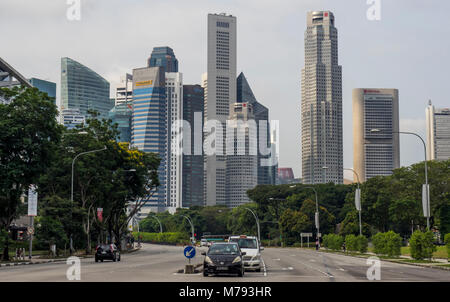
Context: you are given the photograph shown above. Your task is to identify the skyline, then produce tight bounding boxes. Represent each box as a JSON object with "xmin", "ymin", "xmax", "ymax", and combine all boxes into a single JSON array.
[{"xmin": 2, "ymin": 0, "xmax": 449, "ymax": 179}]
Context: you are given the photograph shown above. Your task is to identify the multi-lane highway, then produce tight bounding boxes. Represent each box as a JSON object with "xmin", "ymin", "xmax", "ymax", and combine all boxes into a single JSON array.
[{"xmin": 0, "ymin": 243, "xmax": 449, "ymax": 282}]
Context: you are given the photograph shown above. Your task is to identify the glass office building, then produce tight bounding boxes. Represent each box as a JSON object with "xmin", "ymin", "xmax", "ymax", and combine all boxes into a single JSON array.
[
  {"xmin": 61, "ymin": 57, "xmax": 113, "ymax": 119},
  {"xmin": 147, "ymin": 47, "xmax": 178, "ymax": 72},
  {"xmin": 109, "ymin": 103, "xmax": 132, "ymax": 143},
  {"xmin": 132, "ymin": 66, "xmax": 167, "ymax": 209},
  {"xmin": 29, "ymin": 78, "xmax": 56, "ymax": 104},
  {"xmin": 182, "ymin": 84, "xmax": 204, "ymax": 207}
]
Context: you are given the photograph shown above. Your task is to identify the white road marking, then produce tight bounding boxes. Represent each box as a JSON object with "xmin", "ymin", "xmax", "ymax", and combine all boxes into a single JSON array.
[
  {"xmin": 273, "ymin": 258, "xmax": 280, "ymax": 261},
  {"xmin": 261, "ymin": 257, "xmax": 267, "ymax": 277}
]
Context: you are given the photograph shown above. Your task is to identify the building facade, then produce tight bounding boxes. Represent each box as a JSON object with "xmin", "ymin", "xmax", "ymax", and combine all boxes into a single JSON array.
[
  {"xmin": 109, "ymin": 103, "xmax": 132, "ymax": 143},
  {"xmin": 166, "ymin": 72, "xmax": 183, "ymax": 209},
  {"xmin": 353, "ymin": 88, "xmax": 400, "ymax": 181},
  {"xmin": 301, "ymin": 11, "xmax": 343, "ymax": 184},
  {"xmin": 60, "ymin": 108, "xmax": 85, "ymax": 130},
  {"xmin": 29, "ymin": 78, "xmax": 56, "ymax": 103},
  {"xmin": 61, "ymin": 57, "xmax": 113, "ymax": 119},
  {"xmin": 226, "ymin": 102, "xmax": 258, "ymax": 208},
  {"xmin": 236, "ymin": 72, "xmax": 276, "ymax": 185},
  {"xmin": 148, "ymin": 47, "xmax": 179, "ymax": 73},
  {"xmin": 115, "ymin": 73, "xmax": 133, "ymax": 106},
  {"xmin": 131, "ymin": 66, "xmax": 167, "ymax": 211},
  {"xmin": 182, "ymin": 85, "xmax": 205, "ymax": 208},
  {"xmin": 426, "ymin": 101, "xmax": 450, "ymax": 161},
  {"xmin": 204, "ymin": 13, "xmax": 237, "ymax": 206}
]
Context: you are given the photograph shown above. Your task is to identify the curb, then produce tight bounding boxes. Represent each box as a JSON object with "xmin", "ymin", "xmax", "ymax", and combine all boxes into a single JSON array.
[
  {"xmin": 0, "ymin": 255, "xmax": 95, "ymax": 268},
  {"xmin": 317, "ymin": 249, "xmax": 450, "ymax": 271}
]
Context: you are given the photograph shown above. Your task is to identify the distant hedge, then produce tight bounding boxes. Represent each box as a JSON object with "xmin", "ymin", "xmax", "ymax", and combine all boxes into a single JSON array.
[
  {"xmin": 372, "ymin": 231, "xmax": 402, "ymax": 257},
  {"xmin": 409, "ymin": 230, "xmax": 436, "ymax": 260},
  {"xmin": 132, "ymin": 232, "xmax": 190, "ymax": 245},
  {"xmin": 443, "ymin": 233, "xmax": 450, "ymax": 260},
  {"xmin": 323, "ymin": 234, "xmax": 343, "ymax": 251}
]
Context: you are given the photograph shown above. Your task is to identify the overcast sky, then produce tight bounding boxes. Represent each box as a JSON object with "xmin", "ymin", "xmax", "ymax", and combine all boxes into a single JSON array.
[{"xmin": 1, "ymin": 0, "xmax": 449, "ymax": 179}]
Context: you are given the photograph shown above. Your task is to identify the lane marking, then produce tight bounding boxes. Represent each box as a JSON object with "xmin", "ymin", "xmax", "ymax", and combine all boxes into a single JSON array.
[{"xmin": 261, "ymin": 257, "xmax": 267, "ymax": 277}]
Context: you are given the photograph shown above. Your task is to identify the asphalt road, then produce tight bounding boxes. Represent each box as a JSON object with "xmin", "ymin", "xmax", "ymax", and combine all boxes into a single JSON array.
[{"xmin": 0, "ymin": 243, "xmax": 449, "ymax": 282}]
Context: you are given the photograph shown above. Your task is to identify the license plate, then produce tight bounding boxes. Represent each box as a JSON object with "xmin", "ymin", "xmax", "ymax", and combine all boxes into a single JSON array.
[
  {"xmin": 216, "ymin": 267, "xmax": 228, "ymax": 271},
  {"xmin": 102, "ymin": 252, "xmax": 106, "ymax": 254}
]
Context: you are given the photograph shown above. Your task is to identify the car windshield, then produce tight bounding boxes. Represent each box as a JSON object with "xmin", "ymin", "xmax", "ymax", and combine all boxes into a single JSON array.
[
  {"xmin": 236, "ymin": 238, "xmax": 257, "ymax": 249},
  {"xmin": 208, "ymin": 244, "xmax": 239, "ymax": 255}
]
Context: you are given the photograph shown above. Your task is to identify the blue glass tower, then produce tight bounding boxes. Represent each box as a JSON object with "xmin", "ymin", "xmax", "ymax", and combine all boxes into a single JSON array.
[
  {"xmin": 29, "ymin": 78, "xmax": 56, "ymax": 104},
  {"xmin": 109, "ymin": 103, "xmax": 132, "ymax": 143},
  {"xmin": 147, "ymin": 47, "xmax": 178, "ymax": 72},
  {"xmin": 132, "ymin": 66, "xmax": 167, "ymax": 209}
]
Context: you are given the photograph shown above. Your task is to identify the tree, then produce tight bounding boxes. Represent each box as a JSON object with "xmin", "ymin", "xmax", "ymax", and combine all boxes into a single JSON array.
[
  {"xmin": 279, "ymin": 209, "xmax": 310, "ymax": 245},
  {"xmin": 0, "ymin": 86, "xmax": 61, "ymax": 260}
]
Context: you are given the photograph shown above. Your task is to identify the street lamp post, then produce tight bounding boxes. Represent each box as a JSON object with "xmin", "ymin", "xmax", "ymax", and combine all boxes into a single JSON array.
[
  {"xmin": 149, "ymin": 214, "xmax": 163, "ymax": 233},
  {"xmin": 344, "ymin": 168, "xmax": 362, "ymax": 235},
  {"xmin": 182, "ymin": 215, "xmax": 195, "ymax": 245},
  {"xmin": 69, "ymin": 146, "xmax": 107, "ymax": 253},
  {"xmin": 371, "ymin": 129, "xmax": 430, "ymax": 230},
  {"xmin": 244, "ymin": 208, "xmax": 261, "ymax": 246}
]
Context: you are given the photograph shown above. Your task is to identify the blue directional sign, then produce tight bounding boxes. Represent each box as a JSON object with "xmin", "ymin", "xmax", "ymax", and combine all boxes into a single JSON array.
[{"xmin": 183, "ymin": 246, "xmax": 196, "ymax": 259}]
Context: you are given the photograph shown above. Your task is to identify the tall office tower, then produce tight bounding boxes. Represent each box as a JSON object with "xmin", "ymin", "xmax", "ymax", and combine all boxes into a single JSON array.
[
  {"xmin": 109, "ymin": 103, "xmax": 132, "ymax": 142},
  {"xmin": 182, "ymin": 85, "xmax": 205, "ymax": 208},
  {"xmin": 148, "ymin": 47, "xmax": 179, "ymax": 72},
  {"xmin": 115, "ymin": 73, "xmax": 133, "ymax": 106},
  {"xmin": 166, "ymin": 72, "xmax": 183, "ymax": 210},
  {"xmin": 60, "ymin": 108, "xmax": 86, "ymax": 130},
  {"xmin": 236, "ymin": 72, "xmax": 276, "ymax": 185},
  {"xmin": 131, "ymin": 67, "xmax": 167, "ymax": 212},
  {"xmin": 29, "ymin": 78, "xmax": 57, "ymax": 103},
  {"xmin": 61, "ymin": 57, "xmax": 113, "ymax": 120},
  {"xmin": 204, "ymin": 13, "xmax": 237, "ymax": 206},
  {"xmin": 301, "ymin": 11, "xmax": 343, "ymax": 184},
  {"xmin": 426, "ymin": 101, "xmax": 450, "ymax": 161},
  {"xmin": 226, "ymin": 102, "xmax": 258, "ymax": 208},
  {"xmin": 353, "ymin": 89, "xmax": 400, "ymax": 181}
]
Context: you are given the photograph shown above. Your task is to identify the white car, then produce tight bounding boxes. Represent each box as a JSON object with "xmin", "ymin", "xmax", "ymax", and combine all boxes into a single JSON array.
[
  {"xmin": 228, "ymin": 235, "xmax": 264, "ymax": 272},
  {"xmin": 200, "ymin": 239, "xmax": 208, "ymax": 247}
]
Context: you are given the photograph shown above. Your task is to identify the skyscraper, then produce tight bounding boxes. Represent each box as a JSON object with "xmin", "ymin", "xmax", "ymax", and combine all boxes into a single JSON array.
[
  {"xmin": 353, "ymin": 88, "xmax": 400, "ymax": 181},
  {"xmin": 182, "ymin": 85, "xmax": 205, "ymax": 208},
  {"xmin": 204, "ymin": 13, "xmax": 237, "ymax": 206},
  {"xmin": 236, "ymin": 72, "xmax": 276, "ymax": 185},
  {"xmin": 61, "ymin": 57, "xmax": 113, "ymax": 119},
  {"xmin": 29, "ymin": 78, "xmax": 56, "ymax": 103},
  {"xmin": 148, "ymin": 47, "xmax": 179, "ymax": 73},
  {"xmin": 131, "ymin": 66, "xmax": 167, "ymax": 212},
  {"xmin": 226, "ymin": 102, "xmax": 258, "ymax": 208},
  {"xmin": 301, "ymin": 11, "xmax": 343, "ymax": 184},
  {"xmin": 115, "ymin": 73, "xmax": 133, "ymax": 106},
  {"xmin": 166, "ymin": 72, "xmax": 183, "ymax": 209},
  {"xmin": 426, "ymin": 101, "xmax": 450, "ymax": 161},
  {"xmin": 109, "ymin": 103, "xmax": 132, "ymax": 143},
  {"xmin": 60, "ymin": 108, "xmax": 85, "ymax": 130}
]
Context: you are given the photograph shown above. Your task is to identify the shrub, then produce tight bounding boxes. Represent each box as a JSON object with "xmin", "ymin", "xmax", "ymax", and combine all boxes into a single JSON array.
[
  {"xmin": 445, "ymin": 234, "xmax": 450, "ymax": 260},
  {"xmin": 409, "ymin": 231, "xmax": 436, "ymax": 260},
  {"xmin": 132, "ymin": 232, "xmax": 189, "ymax": 245},
  {"xmin": 323, "ymin": 234, "xmax": 343, "ymax": 251},
  {"xmin": 356, "ymin": 235, "xmax": 368, "ymax": 253},
  {"xmin": 345, "ymin": 235, "xmax": 358, "ymax": 252},
  {"xmin": 372, "ymin": 231, "xmax": 401, "ymax": 257}
]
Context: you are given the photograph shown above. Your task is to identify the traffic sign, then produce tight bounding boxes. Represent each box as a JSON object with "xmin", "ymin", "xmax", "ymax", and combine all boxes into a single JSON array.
[
  {"xmin": 27, "ymin": 186, "xmax": 38, "ymax": 216},
  {"xmin": 301, "ymin": 233, "xmax": 313, "ymax": 237},
  {"xmin": 183, "ymin": 246, "xmax": 196, "ymax": 259},
  {"xmin": 27, "ymin": 227, "xmax": 34, "ymax": 235}
]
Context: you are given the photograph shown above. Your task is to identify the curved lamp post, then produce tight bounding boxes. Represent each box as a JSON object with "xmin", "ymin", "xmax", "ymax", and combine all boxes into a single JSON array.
[
  {"xmin": 370, "ymin": 129, "xmax": 430, "ymax": 230},
  {"xmin": 244, "ymin": 207, "xmax": 261, "ymax": 245},
  {"xmin": 344, "ymin": 168, "xmax": 362, "ymax": 235},
  {"xmin": 181, "ymin": 215, "xmax": 195, "ymax": 245}
]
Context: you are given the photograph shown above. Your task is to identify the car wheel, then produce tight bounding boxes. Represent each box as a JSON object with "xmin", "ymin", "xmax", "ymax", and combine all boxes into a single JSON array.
[
  {"xmin": 101, "ymin": 259, "xmax": 103, "ymax": 262},
  {"xmin": 112, "ymin": 254, "xmax": 116, "ymax": 262},
  {"xmin": 256, "ymin": 268, "xmax": 261, "ymax": 272},
  {"xmin": 95, "ymin": 257, "xmax": 98, "ymax": 263},
  {"xmin": 118, "ymin": 255, "xmax": 121, "ymax": 261},
  {"xmin": 203, "ymin": 271, "xmax": 208, "ymax": 277}
]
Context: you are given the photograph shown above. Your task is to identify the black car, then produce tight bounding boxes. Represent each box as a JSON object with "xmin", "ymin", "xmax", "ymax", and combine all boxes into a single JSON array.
[
  {"xmin": 95, "ymin": 244, "xmax": 121, "ymax": 262},
  {"xmin": 202, "ymin": 242, "xmax": 246, "ymax": 277}
]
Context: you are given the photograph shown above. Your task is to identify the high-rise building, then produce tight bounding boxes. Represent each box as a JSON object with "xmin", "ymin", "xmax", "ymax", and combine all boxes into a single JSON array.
[
  {"xmin": 353, "ymin": 88, "xmax": 400, "ymax": 181},
  {"xmin": 301, "ymin": 11, "xmax": 343, "ymax": 184},
  {"xmin": 182, "ymin": 85, "xmax": 205, "ymax": 208},
  {"xmin": 236, "ymin": 72, "xmax": 276, "ymax": 185},
  {"xmin": 61, "ymin": 57, "xmax": 113, "ymax": 120},
  {"xmin": 204, "ymin": 13, "xmax": 237, "ymax": 206},
  {"xmin": 166, "ymin": 72, "xmax": 183, "ymax": 209},
  {"xmin": 115, "ymin": 73, "xmax": 133, "ymax": 106},
  {"xmin": 148, "ymin": 47, "xmax": 179, "ymax": 73},
  {"xmin": 226, "ymin": 102, "xmax": 258, "ymax": 208},
  {"xmin": 109, "ymin": 103, "xmax": 132, "ymax": 143},
  {"xmin": 426, "ymin": 101, "xmax": 450, "ymax": 161},
  {"xmin": 60, "ymin": 108, "xmax": 85, "ymax": 130},
  {"xmin": 131, "ymin": 66, "xmax": 167, "ymax": 212},
  {"xmin": 29, "ymin": 78, "xmax": 56, "ymax": 103}
]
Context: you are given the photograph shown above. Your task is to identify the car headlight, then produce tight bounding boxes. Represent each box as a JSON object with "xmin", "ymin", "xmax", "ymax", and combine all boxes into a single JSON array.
[
  {"xmin": 205, "ymin": 256, "xmax": 213, "ymax": 264},
  {"xmin": 232, "ymin": 256, "xmax": 242, "ymax": 264}
]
